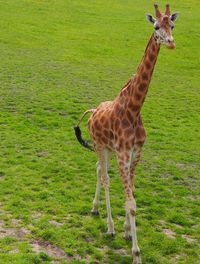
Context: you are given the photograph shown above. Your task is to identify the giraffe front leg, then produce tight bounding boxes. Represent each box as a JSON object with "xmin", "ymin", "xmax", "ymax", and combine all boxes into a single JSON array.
[
  {"xmin": 117, "ymin": 152, "xmax": 142, "ymax": 264},
  {"xmin": 126, "ymin": 193, "xmax": 141, "ymax": 264},
  {"xmin": 129, "ymin": 213, "xmax": 142, "ymax": 264},
  {"xmin": 124, "ymin": 148, "xmax": 141, "ymax": 240},
  {"xmin": 130, "ymin": 148, "xmax": 141, "ymax": 189},
  {"xmin": 91, "ymin": 162, "xmax": 101, "ymax": 215},
  {"xmin": 99, "ymin": 149, "xmax": 115, "ymax": 235},
  {"xmin": 103, "ymin": 176, "xmax": 115, "ymax": 235},
  {"xmin": 124, "ymin": 212, "xmax": 132, "ymax": 240}
]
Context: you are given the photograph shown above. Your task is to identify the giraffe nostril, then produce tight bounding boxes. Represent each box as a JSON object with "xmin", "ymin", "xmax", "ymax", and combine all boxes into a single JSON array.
[{"xmin": 166, "ymin": 36, "xmax": 174, "ymax": 44}]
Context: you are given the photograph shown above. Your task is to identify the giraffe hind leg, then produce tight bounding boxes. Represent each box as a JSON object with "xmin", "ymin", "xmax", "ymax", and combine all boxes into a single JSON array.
[
  {"xmin": 97, "ymin": 148, "xmax": 115, "ymax": 235},
  {"xmin": 91, "ymin": 151, "xmax": 112, "ymax": 216},
  {"xmin": 91, "ymin": 162, "xmax": 101, "ymax": 215}
]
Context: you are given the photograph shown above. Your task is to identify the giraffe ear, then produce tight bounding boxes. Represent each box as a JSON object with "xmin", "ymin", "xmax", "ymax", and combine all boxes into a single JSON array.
[
  {"xmin": 146, "ymin": 14, "xmax": 156, "ymax": 25},
  {"xmin": 170, "ymin": 13, "xmax": 179, "ymax": 22}
]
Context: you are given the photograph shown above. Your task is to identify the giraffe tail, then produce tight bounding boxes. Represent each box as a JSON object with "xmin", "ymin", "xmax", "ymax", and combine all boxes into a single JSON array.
[{"xmin": 74, "ymin": 109, "xmax": 95, "ymax": 152}]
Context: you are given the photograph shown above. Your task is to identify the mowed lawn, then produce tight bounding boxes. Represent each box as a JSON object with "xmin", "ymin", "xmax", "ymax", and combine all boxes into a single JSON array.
[{"xmin": 0, "ymin": 0, "xmax": 199, "ymax": 263}]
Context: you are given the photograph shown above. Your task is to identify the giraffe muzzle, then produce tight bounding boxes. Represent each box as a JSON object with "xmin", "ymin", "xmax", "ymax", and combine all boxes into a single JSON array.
[{"xmin": 166, "ymin": 39, "xmax": 176, "ymax": 49}]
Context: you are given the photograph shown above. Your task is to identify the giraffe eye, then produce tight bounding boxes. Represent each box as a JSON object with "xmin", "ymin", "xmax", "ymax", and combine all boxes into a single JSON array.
[
  {"xmin": 154, "ymin": 25, "xmax": 160, "ymax": 30},
  {"xmin": 171, "ymin": 25, "xmax": 174, "ymax": 29}
]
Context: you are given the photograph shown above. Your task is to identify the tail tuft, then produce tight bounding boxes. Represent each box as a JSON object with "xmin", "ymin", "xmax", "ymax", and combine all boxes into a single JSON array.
[{"xmin": 74, "ymin": 126, "xmax": 94, "ymax": 152}]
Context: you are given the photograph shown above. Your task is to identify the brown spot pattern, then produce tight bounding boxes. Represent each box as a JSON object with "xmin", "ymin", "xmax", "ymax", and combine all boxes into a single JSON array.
[
  {"xmin": 136, "ymin": 76, "xmax": 141, "ymax": 84},
  {"xmin": 119, "ymin": 161, "xmax": 124, "ymax": 166},
  {"xmin": 124, "ymin": 127, "xmax": 134, "ymax": 137},
  {"xmin": 104, "ymin": 119, "xmax": 109, "ymax": 129},
  {"xmin": 135, "ymin": 92, "xmax": 142, "ymax": 101},
  {"xmin": 135, "ymin": 126, "xmax": 146, "ymax": 139},
  {"xmin": 120, "ymin": 96, "xmax": 125, "ymax": 104},
  {"xmin": 118, "ymin": 138, "xmax": 124, "ymax": 150},
  {"xmin": 118, "ymin": 128, "xmax": 122, "ymax": 136},
  {"xmin": 138, "ymin": 82, "xmax": 147, "ymax": 92},
  {"xmin": 114, "ymin": 119, "xmax": 120, "ymax": 130},
  {"xmin": 95, "ymin": 132, "xmax": 101, "ymax": 138},
  {"xmin": 101, "ymin": 137, "xmax": 108, "ymax": 144},
  {"xmin": 94, "ymin": 120, "xmax": 101, "ymax": 131},
  {"xmin": 115, "ymin": 103, "xmax": 124, "ymax": 117},
  {"xmin": 127, "ymin": 110, "xmax": 134, "ymax": 124},
  {"xmin": 121, "ymin": 119, "xmax": 130, "ymax": 128},
  {"xmin": 126, "ymin": 142, "xmax": 131, "ymax": 150},
  {"xmin": 142, "ymin": 72, "xmax": 148, "ymax": 80},
  {"xmin": 110, "ymin": 131, "xmax": 114, "ymax": 139},
  {"xmin": 100, "ymin": 116, "xmax": 105, "ymax": 123},
  {"xmin": 149, "ymin": 53, "xmax": 155, "ymax": 61},
  {"xmin": 128, "ymin": 101, "xmax": 140, "ymax": 112},
  {"xmin": 145, "ymin": 61, "xmax": 151, "ymax": 70},
  {"xmin": 104, "ymin": 129, "xmax": 110, "ymax": 138},
  {"xmin": 132, "ymin": 104, "xmax": 140, "ymax": 112}
]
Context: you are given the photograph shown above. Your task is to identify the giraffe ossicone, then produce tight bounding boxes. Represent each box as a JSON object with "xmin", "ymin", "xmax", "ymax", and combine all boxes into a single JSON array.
[{"xmin": 74, "ymin": 4, "xmax": 179, "ymax": 264}]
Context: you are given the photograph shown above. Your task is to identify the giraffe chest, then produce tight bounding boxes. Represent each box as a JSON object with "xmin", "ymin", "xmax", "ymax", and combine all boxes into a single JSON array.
[{"xmin": 112, "ymin": 121, "xmax": 146, "ymax": 151}]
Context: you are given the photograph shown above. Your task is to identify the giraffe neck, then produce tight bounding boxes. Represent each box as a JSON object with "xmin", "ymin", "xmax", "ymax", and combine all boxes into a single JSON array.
[{"xmin": 118, "ymin": 33, "xmax": 160, "ymax": 117}]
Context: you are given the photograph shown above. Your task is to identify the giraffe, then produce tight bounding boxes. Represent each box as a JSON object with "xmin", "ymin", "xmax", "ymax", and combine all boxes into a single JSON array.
[{"xmin": 74, "ymin": 4, "xmax": 179, "ymax": 264}]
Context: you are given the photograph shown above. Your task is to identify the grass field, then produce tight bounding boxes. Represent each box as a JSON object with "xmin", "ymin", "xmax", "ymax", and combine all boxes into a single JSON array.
[{"xmin": 0, "ymin": 0, "xmax": 199, "ymax": 263}]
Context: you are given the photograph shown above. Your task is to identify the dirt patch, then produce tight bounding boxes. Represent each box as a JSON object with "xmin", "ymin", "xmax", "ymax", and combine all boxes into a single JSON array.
[
  {"xmin": 97, "ymin": 246, "xmax": 129, "ymax": 256},
  {"xmin": 0, "ymin": 171, "xmax": 5, "ymax": 181},
  {"xmin": 30, "ymin": 239, "xmax": 70, "ymax": 259},
  {"xmin": 49, "ymin": 220, "xmax": 63, "ymax": 228},
  {"xmin": 37, "ymin": 151, "xmax": 49, "ymax": 157},
  {"xmin": 182, "ymin": 234, "xmax": 196, "ymax": 244},
  {"xmin": 173, "ymin": 223, "xmax": 183, "ymax": 229},
  {"xmin": 112, "ymin": 248, "xmax": 129, "ymax": 256},
  {"xmin": 31, "ymin": 212, "xmax": 43, "ymax": 220},
  {"xmin": 0, "ymin": 225, "xmax": 30, "ymax": 240},
  {"xmin": 159, "ymin": 220, "xmax": 166, "ymax": 226},
  {"xmin": 173, "ymin": 253, "xmax": 188, "ymax": 261},
  {"xmin": 9, "ymin": 248, "xmax": 20, "ymax": 254},
  {"xmin": 16, "ymin": 227, "xmax": 31, "ymax": 239},
  {"xmin": 11, "ymin": 219, "xmax": 21, "ymax": 227},
  {"xmin": 0, "ymin": 227, "xmax": 16, "ymax": 239},
  {"xmin": 163, "ymin": 229, "xmax": 176, "ymax": 239},
  {"xmin": 0, "ymin": 220, "xmax": 4, "ymax": 227},
  {"xmin": 187, "ymin": 194, "xmax": 200, "ymax": 201},
  {"xmin": 159, "ymin": 220, "xmax": 183, "ymax": 230},
  {"xmin": 176, "ymin": 163, "xmax": 198, "ymax": 171},
  {"xmin": 64, "ymin": 214, "xmax": 73, "ymax": 220}
]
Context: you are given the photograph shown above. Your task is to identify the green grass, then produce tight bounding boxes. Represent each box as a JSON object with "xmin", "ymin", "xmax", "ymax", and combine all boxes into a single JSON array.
[{"xmin": 0, "ymin": 0, "xmax": 199, "ymax": 263}]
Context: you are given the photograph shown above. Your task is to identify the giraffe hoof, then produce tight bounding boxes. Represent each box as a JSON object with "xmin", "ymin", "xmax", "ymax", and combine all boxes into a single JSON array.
[
  {"xmin": 91, "ymin": 210, "xmax": 99, "ymax": 216},
  {"xmin": 124, "ymin": 235, "xmax": 132, "ymax": 241},
  {"xmin": 106, "ymin": 231, "xmax": 115, "ymax": 237}
]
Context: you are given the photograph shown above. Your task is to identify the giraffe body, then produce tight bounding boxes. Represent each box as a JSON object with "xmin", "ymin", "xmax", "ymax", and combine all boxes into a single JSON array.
[
  {"xmin": 88, "ymin": 33, "xmax": 161, "ymax": 154},
  {"xmin": 75, "ymin": 4, "xmax": 179, "ymax": 264}
]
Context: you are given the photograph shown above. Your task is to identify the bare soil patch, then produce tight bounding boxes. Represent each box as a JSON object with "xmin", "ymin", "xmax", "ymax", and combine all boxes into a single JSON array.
[
  {"xmin": 0, "ymin": 219, "xmax": 30, "ymax": 240},
  {"xmin": 163, "ymin": 229, "xmax": 176, "ymax": 239},
  {"xmin": 30, "ymin": 239, "xmax": 70, "ymax": 260},
  {"xmin": 182, "ymin": 234, "xmax": 196, "ymax": 244},
  {"xmin": 49, "ymin": 220, "xmax": 64, "ymax": 227}
]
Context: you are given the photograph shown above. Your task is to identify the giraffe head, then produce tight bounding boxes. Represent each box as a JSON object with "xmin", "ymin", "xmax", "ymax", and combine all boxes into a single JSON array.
[{"xmin": 146, "ymin": 4, "xmax": 179, "ymax": 49}]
